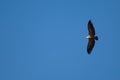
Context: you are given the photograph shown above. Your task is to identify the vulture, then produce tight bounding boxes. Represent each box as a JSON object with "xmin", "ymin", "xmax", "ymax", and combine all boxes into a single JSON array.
[{"xmin": 86, "ymin": 20, "xmax": 98, "ymax": 54}]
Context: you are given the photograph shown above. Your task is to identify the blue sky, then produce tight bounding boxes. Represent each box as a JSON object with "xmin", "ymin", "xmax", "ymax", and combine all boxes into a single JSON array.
[{"xmin": 0, "ymin": 0, "xmax": 120, "ymax": 80}]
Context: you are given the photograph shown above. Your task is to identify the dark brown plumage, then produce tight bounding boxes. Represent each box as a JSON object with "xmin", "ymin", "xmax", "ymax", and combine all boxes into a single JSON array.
[{"xmin": 87, "ymin": 20, "xmax": 98, "ymax": 54}]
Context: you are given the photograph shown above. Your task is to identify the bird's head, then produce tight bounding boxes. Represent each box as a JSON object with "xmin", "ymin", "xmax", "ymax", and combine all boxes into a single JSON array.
[{"xmin": 86, "ymin": 35, "xmax": 91, "ymax": 39}]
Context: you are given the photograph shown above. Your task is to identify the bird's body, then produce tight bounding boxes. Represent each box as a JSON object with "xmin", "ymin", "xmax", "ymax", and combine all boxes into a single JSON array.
[
  {"xmin": 86, "ymin": 35, "xmax": 98, "ymax": 40},
  {"xmin": 86, "ymin": 20, "xmax": 98, "ymax": 54}
]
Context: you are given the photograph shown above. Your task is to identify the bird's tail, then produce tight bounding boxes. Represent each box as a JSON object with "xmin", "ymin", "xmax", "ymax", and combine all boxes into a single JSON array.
[{"xmin": 95, "ymin": 36, "xmax": 98, "ymax": 40}]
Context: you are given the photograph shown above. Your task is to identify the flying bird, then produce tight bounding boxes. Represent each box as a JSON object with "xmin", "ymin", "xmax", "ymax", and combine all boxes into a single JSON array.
[{"xmin": 86, "ymin": 20, "xmax": 98, "ymax": 54}]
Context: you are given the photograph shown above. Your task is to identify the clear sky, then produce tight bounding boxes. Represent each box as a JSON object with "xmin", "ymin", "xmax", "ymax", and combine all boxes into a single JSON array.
[{"xmin": 0, "ymin": 0, "xmax": 120, "ymax": 80}]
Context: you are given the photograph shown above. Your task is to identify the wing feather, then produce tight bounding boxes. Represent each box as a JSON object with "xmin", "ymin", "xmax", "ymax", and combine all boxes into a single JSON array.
[
  {"xmin": 88, "ymin": 20, "xmax": 95, "ymax": 36},
  {"xmin": 87, "ymin": 38, "xmax": 95, "ymax": 54}
]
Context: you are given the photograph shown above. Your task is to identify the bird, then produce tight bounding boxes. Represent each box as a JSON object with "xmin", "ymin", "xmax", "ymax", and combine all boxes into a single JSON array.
[{"xmin": 86, "ymin": 20, "xmax": 98, "ymax": 54}]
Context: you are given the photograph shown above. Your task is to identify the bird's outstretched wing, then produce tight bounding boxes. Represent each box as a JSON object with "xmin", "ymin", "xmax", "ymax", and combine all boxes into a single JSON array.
[
  {"xmin": 88, "ymin": 20, "xmax": 95, "ymax": 36},
  {"xmin": 87, "ymin": 38, "xmax": 95, "ymax": 54}
]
